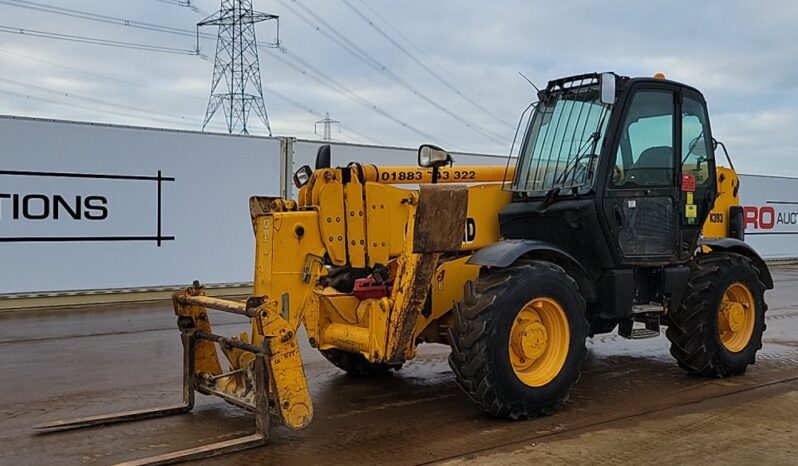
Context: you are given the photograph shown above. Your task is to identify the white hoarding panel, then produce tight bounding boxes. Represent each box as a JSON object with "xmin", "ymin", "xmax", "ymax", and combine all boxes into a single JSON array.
[
  {"xmin": 0, "ymin": 116, "xmax": 281, "ymax": 294},
  {"xmin": 738, "ymin": 174, "xmax": 798, "ymax": 259},
  {"xmin": 3, "ymin": 116, "xmax": 795, "ymax": 296}
]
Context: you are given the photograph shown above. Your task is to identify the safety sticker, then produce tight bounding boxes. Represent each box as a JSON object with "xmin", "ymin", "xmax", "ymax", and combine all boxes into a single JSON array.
[
  {"xmin": 686, "ymin": 204, "xmax": 698, "ymax": 218},
  {"xmin": 682, "ymin": 174, "xmax": 696, "ymax": 192}
]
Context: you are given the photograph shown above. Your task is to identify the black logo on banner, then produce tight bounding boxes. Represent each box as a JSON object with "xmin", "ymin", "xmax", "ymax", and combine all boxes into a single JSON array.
[{"xmin": 0, "ymin": 169, "xmax": 175, "ymax": 246}]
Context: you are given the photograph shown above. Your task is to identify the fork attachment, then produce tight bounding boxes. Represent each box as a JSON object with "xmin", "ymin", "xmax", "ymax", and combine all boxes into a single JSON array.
[{"xmin": 34, "ymin": 325, "xmax": 272, "ymax": 465}]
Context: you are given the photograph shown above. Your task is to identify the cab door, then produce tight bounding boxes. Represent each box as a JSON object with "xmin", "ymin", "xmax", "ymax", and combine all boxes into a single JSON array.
[
  {"xmin": 602, "ymin": 85, "xmax": 681, "ymax": 264},
  {"xmin": 678, "ymin": 91, "xmax": 717, "ymax": 259}
]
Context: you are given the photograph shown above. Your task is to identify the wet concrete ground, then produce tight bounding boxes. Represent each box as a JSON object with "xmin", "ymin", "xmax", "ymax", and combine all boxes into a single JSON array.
[{"xmin": 1, "ymin": 265, "xmax": 797, "ymax": 465}]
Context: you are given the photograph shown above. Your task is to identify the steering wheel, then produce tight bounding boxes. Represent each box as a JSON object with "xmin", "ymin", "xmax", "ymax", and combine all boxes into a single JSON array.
[{"xmin": 564, "ymin": 153, "xmax": 600, "ymax": 186}]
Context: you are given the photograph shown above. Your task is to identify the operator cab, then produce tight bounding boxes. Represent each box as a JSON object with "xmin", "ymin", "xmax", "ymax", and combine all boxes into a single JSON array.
[
  {"xmin": 492, "ymin": 72, "xmax": 720, "ymax": 336},
  {"xmin": 503, "ymin": 72, "xmax": 717, "ymax": 269}
]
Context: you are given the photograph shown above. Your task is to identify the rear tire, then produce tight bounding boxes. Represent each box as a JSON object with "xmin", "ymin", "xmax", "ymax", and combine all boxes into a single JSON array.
[
  {"xmin": 448, "ymin": 261, "xmax": 588, "ymax": 419},
  {"xmin": 320, "ymin": 349, "xmax": 402, "ymax": 377},
  {"xmin": 666, "ymin": 252, "xmax": 767, "ymax": 377}
]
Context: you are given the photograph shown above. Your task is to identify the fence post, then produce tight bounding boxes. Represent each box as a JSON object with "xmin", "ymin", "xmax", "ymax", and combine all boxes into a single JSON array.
[{"xmin": 279, "ymin": 137, "xmax": 296, "ymax": 200}]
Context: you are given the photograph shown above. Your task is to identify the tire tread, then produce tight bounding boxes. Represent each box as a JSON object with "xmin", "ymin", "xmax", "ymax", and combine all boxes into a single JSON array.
[
  {"xmin": 666, "ymin": 252, "xmax": 767, "ymax": 378},
  {"xmin": 448, "ymin": 262, "xmax": 587, "ymax": 419}
]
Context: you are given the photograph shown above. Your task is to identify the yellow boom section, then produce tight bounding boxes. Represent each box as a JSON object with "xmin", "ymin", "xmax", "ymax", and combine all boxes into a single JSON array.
[{"xmin": 358, "ymin": 164, "xmax": 514, "ymax": 184}]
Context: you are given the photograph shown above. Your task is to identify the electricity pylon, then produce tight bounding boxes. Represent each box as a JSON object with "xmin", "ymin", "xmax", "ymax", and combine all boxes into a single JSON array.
[
  {"xmin": 198, "ymin": 0, "xmax": 280, "ymax": 135},
  {"xmin": 314, "ymin": 112, "xmax": 340, "ymax": 142}
]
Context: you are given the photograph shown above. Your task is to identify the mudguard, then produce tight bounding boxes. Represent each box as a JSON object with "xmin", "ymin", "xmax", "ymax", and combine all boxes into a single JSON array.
[
  {"xmin": 467, "ymin": 239, "xmax": 585, "ymax": 271},
  {"xmin": 699, "ymin": 238, "xmax": 774, "ymax": 289}
]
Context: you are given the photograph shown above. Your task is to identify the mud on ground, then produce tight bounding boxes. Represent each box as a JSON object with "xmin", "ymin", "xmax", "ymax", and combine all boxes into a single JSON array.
[{"xmin": 1, "ymin": 266, "xmax": 797, "ymax": 465}]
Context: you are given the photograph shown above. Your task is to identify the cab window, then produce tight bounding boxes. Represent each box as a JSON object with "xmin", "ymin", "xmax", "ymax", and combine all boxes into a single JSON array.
[
  {"xmin": 611, "ymin": 90, "xmax": 675, "ymax": 188},
  {"xmin": 682, "ymin": 96, "xmax": 713, "ymax": 185}
]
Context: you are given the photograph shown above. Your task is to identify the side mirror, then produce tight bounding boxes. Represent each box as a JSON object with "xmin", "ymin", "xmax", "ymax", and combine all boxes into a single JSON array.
[
  {"xmin": 418, "ymin": 144, "xmax": 453, "ymax": 168},
  {"xmin": 600, "ymin": 72, "xmax": 616, "ymax": 105},
  {"xmin": 293, "ymin": 165, "xmax": 312, "ymax": 189}
]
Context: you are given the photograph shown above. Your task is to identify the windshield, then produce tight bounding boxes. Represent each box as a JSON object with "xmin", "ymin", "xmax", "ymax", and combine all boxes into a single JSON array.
[{"xmin": 511, "ymin": 83, "xmax": 612, "ymax": 194}]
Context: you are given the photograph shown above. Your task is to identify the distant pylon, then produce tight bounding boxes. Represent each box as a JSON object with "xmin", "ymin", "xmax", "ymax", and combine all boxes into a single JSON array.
[
  {"xmin": 198, "ymin": 0, "xmax": 280, "ymax": 135},
  {"xmin": 314, "ymin": 112, "xmax": 340, "ymax": 142}
]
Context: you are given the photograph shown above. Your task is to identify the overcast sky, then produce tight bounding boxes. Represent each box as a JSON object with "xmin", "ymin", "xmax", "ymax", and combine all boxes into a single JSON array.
[{"xmin": 1, "ymin": 0, "xmax": 796, "ymax": 176}]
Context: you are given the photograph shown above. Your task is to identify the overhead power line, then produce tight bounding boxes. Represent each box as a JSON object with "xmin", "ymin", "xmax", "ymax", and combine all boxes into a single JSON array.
[
  {"xmin": 351, "ymin": 0, "xmax": 514, "ymax": 121},
  {"xmin": 0, "ymin": 75, "xmax": 198, "ymax": 122},
  {"xmin": 0, "ymin": 87, "xmax": 223, "ymax": 129},
  {"xmin": 276, "ymin": 0, "xmax": 508, "ymax": 145},
  {"xmin": 0, "ymin": 25, "xmax": 198, "ymax": 55},
  {"xmin": 0, "ymin": 46, "xmax": 380, "ymax": 144},
  {"xmin": 154, "ymin": 0, "xmax": 209, "ymax": 16},
  {"xmin": 0, "ymin": 76, "xmax": 234, "ymax": 131},
  {"xmin": 0, "ymin": 0, "xmax": 450, "ymax": 146},
  {"xmin": 0, "ymin": 47, "xmax": 198, "ymax": 100},
  {"xmin": 0, "ymin": 0, "xmax": 199, "ymax": 37},
  {"xmin": 339, "ymin": 0, "xmax": 515, "ymax": 130},
  {"xmin": 260, "ymin": 87, "xmax": 377, "ymax": 144},
  {"xmin": 261, "ymin": 45, "xmax": 455, "ymax": 147}
]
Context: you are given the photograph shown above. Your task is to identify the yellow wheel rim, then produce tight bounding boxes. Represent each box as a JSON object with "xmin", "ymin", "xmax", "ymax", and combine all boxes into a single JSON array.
[
  {"xmin": 717, "ymin": 282, "xmax": 755, "ymax": 353},
  {"xmin": 508, "ymin": 297, "xmax": 570, "ymax": 387}
]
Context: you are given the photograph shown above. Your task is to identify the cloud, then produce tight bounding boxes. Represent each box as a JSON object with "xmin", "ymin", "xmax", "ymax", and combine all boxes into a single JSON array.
[{"xmin": 0, "ymin": 0, "xmax": 795, "ymax": 175}]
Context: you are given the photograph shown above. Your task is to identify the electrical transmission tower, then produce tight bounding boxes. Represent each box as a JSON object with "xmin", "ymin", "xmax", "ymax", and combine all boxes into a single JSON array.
[
  {"xmin": 198, "ymin": 0, "xmax": 280, "ymax": 135},
  {"xmin": 315, "ymin": 112, "xmax": 340, "ymax": 142}
]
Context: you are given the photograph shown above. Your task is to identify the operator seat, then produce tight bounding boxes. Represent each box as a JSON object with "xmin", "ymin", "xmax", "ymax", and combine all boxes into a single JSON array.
[{"xmin": 625, "ymin": 146, "xmax": 673, "ymax": 186}]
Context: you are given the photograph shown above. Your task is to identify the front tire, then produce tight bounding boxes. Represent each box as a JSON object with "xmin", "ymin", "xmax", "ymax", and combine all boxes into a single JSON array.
[
  {"xmin": 448, "ymin": 261, "xmax": 588, "ymax": 419},
  {"xmin": 666, "ymin": 252, "xmax": 767, "ymax": 377}
]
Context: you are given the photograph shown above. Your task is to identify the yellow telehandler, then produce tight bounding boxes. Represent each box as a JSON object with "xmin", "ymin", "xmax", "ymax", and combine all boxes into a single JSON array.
[{"xmin": 37, "ymin": 72, "xmax": 773, "ymax": 464}]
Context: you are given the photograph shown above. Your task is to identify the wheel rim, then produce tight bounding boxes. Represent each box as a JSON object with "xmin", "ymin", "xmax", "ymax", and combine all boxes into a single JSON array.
[
  {"xmin": 508, "ymin": 297, "xmax": 570, "ymax": 387},
  {"xmin": 717, "ymin": 282, "xmax": 755, "ymax": 353}
]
